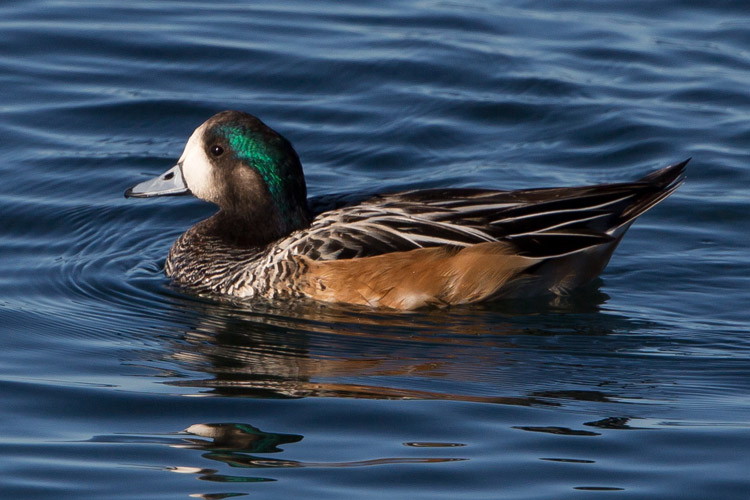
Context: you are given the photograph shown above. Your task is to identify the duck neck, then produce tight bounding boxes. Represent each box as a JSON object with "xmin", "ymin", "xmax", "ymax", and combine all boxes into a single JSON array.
[{"xmin": 209, "ymin": 201, "xmax": 310, "ymax": 248}]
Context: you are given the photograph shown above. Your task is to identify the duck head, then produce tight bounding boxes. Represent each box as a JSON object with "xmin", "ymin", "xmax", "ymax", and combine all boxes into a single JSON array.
[{"xmin": 126, "ymin": 111, "xmax": 310, "ymax": 245}]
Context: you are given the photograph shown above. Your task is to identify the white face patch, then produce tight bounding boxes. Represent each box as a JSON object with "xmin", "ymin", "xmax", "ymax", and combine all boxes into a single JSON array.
[{"xmin": 178, "ymin": 123, "xmax": 219, "ymax": 203}]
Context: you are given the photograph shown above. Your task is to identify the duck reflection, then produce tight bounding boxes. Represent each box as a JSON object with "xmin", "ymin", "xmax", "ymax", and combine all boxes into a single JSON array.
[
  {"xmin": 152, "ymin": 284, "xmax": 647, "ymax": 407},
  {"xmin": 82, "ymin": 413, "xmax": 477, "ymax": 498},
  {"xmin": 127, "ymin": 292, "xmax": 654, "ymax": 498},
  {"xmin": 165, "ymin": 421, "xmax": 463, "ymax": 490},
  {"xmin": 163, "ymin": 422, "xmax": 299, "ymax": 488},
  {"xmin": 179, "ymin": 423, "xmax": 303, "ymax": 453}
]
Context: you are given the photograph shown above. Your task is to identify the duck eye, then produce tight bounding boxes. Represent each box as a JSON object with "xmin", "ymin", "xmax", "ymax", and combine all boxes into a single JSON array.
[{"xmin": 210, "ymin": 145, "xmax": 224, "ymax": 157}]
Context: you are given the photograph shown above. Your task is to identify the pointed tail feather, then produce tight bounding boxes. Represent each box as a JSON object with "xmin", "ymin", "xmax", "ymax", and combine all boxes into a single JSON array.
[{"xmin": 620, "ymin": 158, "xmax": 688, "ymax": 223}]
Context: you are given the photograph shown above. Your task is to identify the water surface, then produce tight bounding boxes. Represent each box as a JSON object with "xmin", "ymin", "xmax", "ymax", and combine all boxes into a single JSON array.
[{"xmin": 1, "ymin": 1, "xmax": 749, "ymax": 499}]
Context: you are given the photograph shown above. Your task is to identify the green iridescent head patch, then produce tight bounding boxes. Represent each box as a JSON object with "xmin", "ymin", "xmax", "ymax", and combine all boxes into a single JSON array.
[
  {"xmin": 217, "ymin": 124, "xmax": 306, "ymax": 228},
  {"xmin": 219, "ymin": 125, "xmax": 284, "ymax": 199}
]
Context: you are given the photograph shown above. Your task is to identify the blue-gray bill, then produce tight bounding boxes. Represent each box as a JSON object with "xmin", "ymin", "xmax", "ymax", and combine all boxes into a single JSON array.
[{"xmin": 124, "ymin": 164, "xmax": 190, "ymax": 198}]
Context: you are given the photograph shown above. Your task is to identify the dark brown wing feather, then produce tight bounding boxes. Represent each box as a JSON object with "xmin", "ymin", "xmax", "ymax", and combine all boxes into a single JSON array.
[{"xmin": 288, "ymin": 160, "xmax": 687, "ymax": 262}]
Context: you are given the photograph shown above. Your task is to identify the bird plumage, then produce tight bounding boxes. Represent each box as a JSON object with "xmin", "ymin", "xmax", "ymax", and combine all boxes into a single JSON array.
[{"xmin": 125, "ymin": 110, "xmax": 686, "ymax": 310}]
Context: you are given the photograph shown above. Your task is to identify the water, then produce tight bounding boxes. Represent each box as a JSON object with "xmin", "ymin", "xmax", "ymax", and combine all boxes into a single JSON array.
[{"xmin": 1, "ymin": 1, "xmax": 749, "ymax": 498}]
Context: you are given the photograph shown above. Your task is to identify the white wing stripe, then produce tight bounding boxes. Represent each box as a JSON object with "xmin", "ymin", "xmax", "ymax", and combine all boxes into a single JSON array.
[{"xmin": 490, "ymin": 194, "xmax": 635, "ymax": 224}]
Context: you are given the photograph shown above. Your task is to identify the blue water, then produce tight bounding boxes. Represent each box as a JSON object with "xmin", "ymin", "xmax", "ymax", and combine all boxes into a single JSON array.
[{"xmin": 2, "ymin": 1, "xmax": 749, "ymax": 498}]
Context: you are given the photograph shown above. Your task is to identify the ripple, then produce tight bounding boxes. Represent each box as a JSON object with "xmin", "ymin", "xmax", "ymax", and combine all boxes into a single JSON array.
[{"xmin": 2, "ymin": 1, "xmax": 750, "ymax": 499}]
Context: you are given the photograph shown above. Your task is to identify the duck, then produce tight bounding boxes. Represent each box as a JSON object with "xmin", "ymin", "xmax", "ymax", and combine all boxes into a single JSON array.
[{"xmin": 125, "ymin": 110, "xmax": 687, "ymax": 310}]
